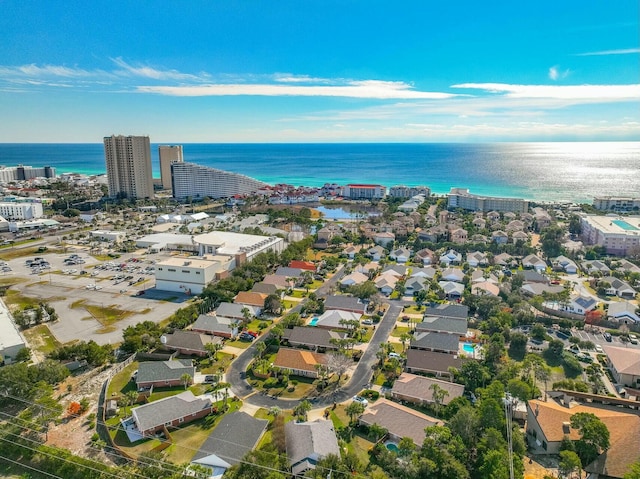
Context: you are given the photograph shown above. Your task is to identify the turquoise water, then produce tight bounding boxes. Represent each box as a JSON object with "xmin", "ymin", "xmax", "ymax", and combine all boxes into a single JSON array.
[
  {"xmin": 612, "ymin": 219, "xmax": 639, "ymax": 231},
  {"xmin": 463, "ymin": 343, "xmax": 475, "ymax": 354},
  {"xmin": 309, "ymin": 318, "xmax": 319, "ymax": 326},
  {"xmin": 1, "ymin": 142, "xmax": 638, "ymax": 202},
  {"xmin": 385, "ymin": 442, "xmax": 399, "ymax": 452}
]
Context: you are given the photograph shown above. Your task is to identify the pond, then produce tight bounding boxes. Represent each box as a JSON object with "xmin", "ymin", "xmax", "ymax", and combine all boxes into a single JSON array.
[{"xmin": 315, "ymin": 205, "xmax": 380, "ymax": 220}]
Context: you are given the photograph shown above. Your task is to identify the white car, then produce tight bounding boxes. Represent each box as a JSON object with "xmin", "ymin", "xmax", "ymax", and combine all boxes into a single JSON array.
[
  {"xmin": 595, "ymin": 345, "xmax": 604, "ymax": 353},
  {"xmin": 86, "ymin": 284, "xmax": 95, "ymax": 290},
  {"xmin": 352, "ymin": 396, "xmax": 368, "ymax": 406}
]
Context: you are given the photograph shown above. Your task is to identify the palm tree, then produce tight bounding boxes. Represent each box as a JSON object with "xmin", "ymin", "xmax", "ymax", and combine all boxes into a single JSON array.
[
  {"xmin": 399, "ymin": 332, "xmax": 411, "ymax": 352},
  {"xmin": 181, "ymin": 373, "xmax": 193, "ymax": 390},
  {"xmin": 345, "ymin": 401, "xmax": 365, "ymax": 425},
  {"xmin": 294, "ymin": 400, "xmax": 312, "ymax": 421},
  {"xmin": 205, "ymin": 342, "xmax": 223, "ymax": 361},
  {"xmin": 124, "ymin": 390, "xmax": 138, "ymax": 415},
  {"xmin": 429, "ymin": 383, "xmax": 449, "ymax": 418},
  {"xmin": 367, "ymin": 423, "xmax": 388, "ymax": 443}
]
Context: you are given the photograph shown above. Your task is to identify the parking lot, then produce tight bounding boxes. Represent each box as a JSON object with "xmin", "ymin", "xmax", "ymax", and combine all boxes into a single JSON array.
[{"xmin": 2, "ymin": 248, "xmax": 190, "ymax": 345}]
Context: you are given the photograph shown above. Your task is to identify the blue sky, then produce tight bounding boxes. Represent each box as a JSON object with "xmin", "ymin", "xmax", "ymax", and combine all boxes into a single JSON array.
[{"xmin": 0, "ymin": 0, "xmax": 638, "ymax": 142}]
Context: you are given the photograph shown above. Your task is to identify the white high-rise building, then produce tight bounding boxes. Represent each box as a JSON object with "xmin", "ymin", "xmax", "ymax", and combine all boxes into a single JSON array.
[
  {"xmin": 171, "ymin": 162, "xmax": 267, "ymax": 200},
  {"xmin": 104, "ymin": 135, "xmax": 154, "ymax": 199},
  {"xmin": 159, "ymin": 145, "xmax": 184, "ymax": 191}
]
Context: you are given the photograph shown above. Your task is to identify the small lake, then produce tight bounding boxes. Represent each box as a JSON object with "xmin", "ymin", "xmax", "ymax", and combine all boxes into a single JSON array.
[{"xmin": 315, "ymin": 205, "xmax": 380, "ymax": 220}]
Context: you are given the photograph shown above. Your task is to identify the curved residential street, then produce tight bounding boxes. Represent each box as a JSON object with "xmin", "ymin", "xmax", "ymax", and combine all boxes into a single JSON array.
[{"xmin": 228, "ymin": 291, "xmax": 402, "ymax": 410}]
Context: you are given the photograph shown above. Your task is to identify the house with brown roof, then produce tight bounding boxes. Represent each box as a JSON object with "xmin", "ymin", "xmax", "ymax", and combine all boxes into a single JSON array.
[
  {"xmin": 358, "ymin": 398, "xmax": 441, "ymax": 446},
  {"xmin": 273, "ymin": 348, "xmax": 328, "ymax": 378},
  {"xmin": 234, "ymin": 291, "xmax": 267, "ymax": 308},
  {"xmin": 391, "ymin": 373, "xmax": 464, "ymax": 406},
  {"xmin": 282, "ymin": 326, "xmax": 346, "ymax": 351},
  {"xmin": 405, "ymin": 349, "xmax": 465, "ymax": 380},
  {"xmin": 603, "ymin": 345, "xmax": 640, "ymax": 387},
  {"xmin": 162, "ymin": 330, "xmax": 222, "ymax": 357},
  {"xmin": 526, "ymin": 396, "xmax": 640, "ymax": 478}
]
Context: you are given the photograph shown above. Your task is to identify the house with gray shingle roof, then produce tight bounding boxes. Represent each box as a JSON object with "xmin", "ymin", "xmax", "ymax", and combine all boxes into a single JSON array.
[
  {"xmin": 439, "ymin": 281, "xmax": 464, "ymax": 300},
  {"xmin": 285, "ymin": 420, "xmax": 340, "ymax": 476},
  {"xmin": 410, "ymin": 331, "xmax": 459, "ymax": 355},
  {"xmin": 191, "ymin": 411, "xmax": 268, "ymax": 477},
  {"xmin": 131, "ymin": 391, "xmax": 212, "ymax": 437},
  {"xmin": 424, "ymin": 303, "xmax": 469, "ymax": 320},
  {"xmin": 602, "ymin": 276, "xmax": 637, "ymax": 299},
  {"xmin": 136, "ymin": 359, "xmax": 195, "ymax": 389},
  {"xmin": 405, "ymin": 349, "xmax": 464, "ymax": 379},
  {"xmin": 283, "ymin": 326, "xmax": 346, "ymax": 351},
  {"xmin": 216, "ymin": 302, "xmax": 260, "ymax": 320},
  {"xmin": 404, "ymin": 276, "xmax": 428, "ymax": 295},
  {"xmin": 582, "ymin": 260, "xmax": 611, "ymax": 275},
  {"xmin": 416, "ymin": 316, "xmax": 468, "ymax": 336},
  {"xmin": 313, "ymin": 310, "xmax": 362, "ymax": 330},
  {"xmin": 324, "ymin": 295, "xmax": 366, "ymax": 314},
  {"xmin": 607, "ymin": 301, "xmax": 640, "ymax": 324},
  {"xmin": 391, "ymin": 373, "xmax": 464, "ymax": 406},
  {"xmin": 163, "ymin": 330, "xmax": 222, "ymax": 357},
  {"xmin": 191, "ymin": 314, "xmax": 239, "ymax": 339}
]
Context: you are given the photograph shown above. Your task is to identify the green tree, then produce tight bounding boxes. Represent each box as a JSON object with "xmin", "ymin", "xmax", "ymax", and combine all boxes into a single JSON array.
[
  {"xmin": 205, "ymin": 341, "xmax": 223, "ymax": 361},
  {"xmin": 181, "ymin": 373, "xmax": 192, "ymax": 390},
  {"xmin": 508, "ymin": 332, "xmax": 528, "ymax": 361},
  {"xmin": 345, "ymin": 401, "xmax": 365, "ymax": 424},
  {"xmin": 429, "ymin": 383, "xmax": 449, "ymax": 418},
  {"xmin": 570, "ymin": 412, "xmax": 610, "ymax": 466},
  {"xmin": 367, "ymin": 423, "xmax": 388, "ymax": 443},
  {"xmin": 559, "ymin": 450, "xmax": 581, "ymax": 479},
  {"xmin": 625, "ymin": 461, "xmax": 640, "ymax": 479}
]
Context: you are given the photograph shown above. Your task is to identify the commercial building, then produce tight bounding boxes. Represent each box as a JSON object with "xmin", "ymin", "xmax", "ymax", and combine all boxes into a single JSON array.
[
  {"xmin": 155, "ymin": 256, "xmax": 227, "ymax": 295},
  {"xmin": 447, "ymin": 188, "xmax": 529, "ymax": 213},
  {"xmin": 580, "ymin": 215, "xmax": 640, "ymax": 256},
  {"xmin": 389, "ymin": 185, "xmax": 431, "ymax": 198},
  {"xmin": 104, "ymin": 135, "xmax": 154, "ymax": 199},
  {"xmin": 171, "ymin": 162, "xmax": 267, "ymax": 200},
  {"xmin": 158, "ymin": 145, "xmax": 183, "ymax": 191},
  {"xmin": 593, "ymin": 196, "xmax": 640, "ymax": 213},
  {"xmin": 0, "ymin": 165, "xmax": 56, "ymax": 183},
  {"xmin": 193, "ymin": 231, "xmax": 285, "ymax": 262},
  {"xmin": 341, "ymin": 184, "xmax": 386, "ymax": 200},
  {"xmin": 0, "ymin": 202, "xmax": 43, "ymax": 220},
  {"xmin": 0, "ymin": 298, "xmax": 26, "ymax": 364}
]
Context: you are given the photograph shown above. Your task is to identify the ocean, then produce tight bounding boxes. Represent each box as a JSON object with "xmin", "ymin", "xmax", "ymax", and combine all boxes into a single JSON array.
[{"xmin": 0, "ymin": 142, "xmax": 638, "ymax": 203}]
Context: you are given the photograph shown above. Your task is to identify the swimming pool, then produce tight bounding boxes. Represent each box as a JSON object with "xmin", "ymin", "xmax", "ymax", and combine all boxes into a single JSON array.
[
  {"xmin": 308, "ymin": 317, "xmax": 319, "ymax": 326},
  {"xmin": 385, "ymin": 441, "xmax": 399, "ymax": 452},
  {"xmin": 462, "ymin": 342, "xmax": 475, "ymax": 354},
  {"xmin": 612, "ymin": 219, "xmax": 639, "ymax": 231}
]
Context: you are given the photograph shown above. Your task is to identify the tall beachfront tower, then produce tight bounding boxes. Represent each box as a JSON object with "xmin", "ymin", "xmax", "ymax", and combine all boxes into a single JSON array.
[
  {"xmin": 104, "ymin": 135, "xmax": 154, "ymax": 199},
  {"xmin": 158, "ymin": 145, "xmax": 184, "ymax": 191}
]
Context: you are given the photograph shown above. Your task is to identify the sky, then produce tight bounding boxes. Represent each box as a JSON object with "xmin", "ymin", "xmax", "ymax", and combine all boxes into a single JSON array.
[{"xmin": 0, "ymin": 0, "xmax": 639, "ymax": 143}]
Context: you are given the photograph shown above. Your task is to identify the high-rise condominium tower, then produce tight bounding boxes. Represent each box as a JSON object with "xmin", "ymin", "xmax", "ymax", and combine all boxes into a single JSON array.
[
  {"xmin": 104, "ymin": 135, "xmax": 154, "ymax": 199},
  {"xmin": 158, "ymin": 145, "xmax": 184, "ymax": 191}
]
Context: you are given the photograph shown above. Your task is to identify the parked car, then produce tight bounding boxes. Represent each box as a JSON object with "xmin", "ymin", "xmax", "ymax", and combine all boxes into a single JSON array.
[
  {"xmin": 388, "ymin": 352, "xmax": 402, "ymax": 360},
  {"xmin": 595, "ymin": 344, "xmax": 604, "ymax": 353},
  {"xmin": 352, "ymin": 396, "xmax": 368, "ymax": 406},
  {"xmin": 604, "ymin": 332, "xmax": 612, "ymax": 342},
  {"xmin": 362, "ymin": 319, "xmax": 373, "ymax": 325},
  {"xmin": 239, "ymin": 332, "xmax": 254, "ymax": 341},
  {"xmin": 204, "ymin": 375, "xmax": 216, "ymax": 383}
]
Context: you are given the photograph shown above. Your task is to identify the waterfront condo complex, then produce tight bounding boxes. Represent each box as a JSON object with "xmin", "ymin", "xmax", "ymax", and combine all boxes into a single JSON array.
[
  {"xmin": 170, "ymin": 162, "xmax": 267, "ymax": 200},
  {"xmin": 447, "ymin": 187, "xmax": 530, "ymax": 213},
  {"xmin": 158, "ymin": 145, "xmax": 184, "ymax": 191},
  {"xmin": 104, "ymin": 135, "xmax": 154, "ymax": 200},
  {"xmin": 581, "ymin": 215, "xmax": 640, "ymax": 256}
]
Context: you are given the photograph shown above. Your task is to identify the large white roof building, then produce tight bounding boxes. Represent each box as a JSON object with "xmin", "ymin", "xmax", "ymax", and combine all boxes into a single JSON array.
[
  {"xmin": 581, "ymin": 215, "xmax": 640, "ymax": 256},
  {"xmin": 0, "ymin": 298, "xmax": 26, "ymax": 364}
]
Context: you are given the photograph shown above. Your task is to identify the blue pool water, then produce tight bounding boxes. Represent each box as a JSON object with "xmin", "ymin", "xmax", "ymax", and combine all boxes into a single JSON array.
[
  {"xmin": 463, "ymin": 343, "xmax": 475, "ymax": 354},
  {"xmin": 612, "ymin": 219, "xmax": 639, "ymax": 231},
  {"xmin": 309, "ymin": 318, "xmax": 319, "ymax": 326},
  {"xmin": 385, "ymin": 442, "xmax": 399, "ymax": 452}
]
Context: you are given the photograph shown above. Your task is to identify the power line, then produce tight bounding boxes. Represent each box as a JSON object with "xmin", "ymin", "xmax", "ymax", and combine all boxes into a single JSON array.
[{"xmin": 0, "ymin": 452, "xmax": 65, "ymax": 479}]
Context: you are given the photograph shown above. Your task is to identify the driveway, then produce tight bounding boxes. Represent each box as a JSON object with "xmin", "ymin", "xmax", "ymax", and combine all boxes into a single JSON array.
[{"xmin": 227, "ymin": 299, "xmax": 402, "ymax": 410}]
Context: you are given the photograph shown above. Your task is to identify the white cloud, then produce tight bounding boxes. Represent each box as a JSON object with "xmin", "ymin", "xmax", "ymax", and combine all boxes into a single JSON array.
[
  {"xmin": 110, "ymin": 57, "xmax": 209, "ymax": 82},
  {"xmin": 548, "ymin": 66, "xmax": 559, "ymax": 81},
  {"xmin": 451, "ymin": 82, "xmax": 640, "ymax": 100},
  {"xmin": 576, "ymin": 48, "xmax": 640, "ymax": 56},
  {"xmin": 135, "ymin": 81, "xmax": 457, "ymax": 99},
  {"xmin": 0, "ymin": 64, "xmax": 100, "ymax": 78}
]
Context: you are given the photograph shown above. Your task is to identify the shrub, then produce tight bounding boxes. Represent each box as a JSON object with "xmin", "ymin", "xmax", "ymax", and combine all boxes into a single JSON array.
[
  {"xmin": 361, "ymin": 389, "xmax": 380, "ymax": 401},
  {"xmin": 264, "ymin": 378, "xmax": 278, "ymax": 388},
  {"xmin": 258, "ymin": 322, "xmax": 269, "ymax": 330}
]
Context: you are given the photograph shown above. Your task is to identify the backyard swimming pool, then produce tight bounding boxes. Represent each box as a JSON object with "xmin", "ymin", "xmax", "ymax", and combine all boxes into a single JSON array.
[
  {"xmin": 308, "ymin": 317, "xmax": 319, "ymax": 326},
  {"xmin": 463, "ymin": 342, "xmax": 475, "ymax": 354},
  {"xmin": 385, "ymin": 441, "xmax": 399, "ymax": 452}
]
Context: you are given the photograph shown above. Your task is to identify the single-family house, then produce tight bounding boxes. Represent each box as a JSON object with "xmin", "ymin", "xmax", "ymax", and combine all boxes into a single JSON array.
[
  {"xmin": 313, "ymin": 310, "xmax": 362, "ymax": 330},
  {"xmin": 191, "ymin": 412, "xmax": 268, "ymax": 478},
  {"xmin": 358, "ymin": 398, "xmax": 441, "ymax": 446},
  {"xmin": 424, "ymin": 303, "xmax": 469, "ymax": 320},
  {"xmin": 409, "ymin": 266, "xmax": 437, "ymax": 280},
  {"xmin": 439, "ymin": 249, "xmax": 462, "ymax": 266},
  {"xmin": 522, "ymin": 254, "xmax": 547, "ymax": 272},
  {"xmin": 289, "ymin": 260, "xmax": 317, "ymax": 272},
  {"xmin": 440, "ymin": 267, "xmax": 465, "ymax": 283},
  {"xmin": 553, "ymin": 255, "xmax": 578, "ymax": 274},
  {"xmin": 506, "ymin": 220, "xmax": 525, "ymax": 232},
  {"xmin": 617, "ymin": 259, "xmax": 640, "ymax": 274},
  {"xmin": 343, "ymin": 245, "xmax": 358, "ymax": 259},
  {"xmin": 285, "ymin": 420, "xmax": 340, "ymax": 477},
  {"xmin": 367, "ymin": 245, "xmax": 386, "ymax": 261},
  {"xmin": 491, "ymin": 230, "xmax": 509, "ymax": 244},
  {"xmin": 373, "ymin": 232, "xmax": 395, "ymax": 248},
  {"xmin": 391, "ymin": 373, "xmax": 464, "ymax": 406},
  {"xmin": 512, "ymin": 230, "xmax": 529, "ymax": 243},
  {"xmin": 603, "ymin": 346, "xmax": 640, "ymax": 387},
  {"xmin": 487, "ymin": 211, "xmax": 501, "ymax": 222},
  {"xmin": 601, "ymin": 276, "xmax": 637, "ymax": 299},
  {"xmin": 389, "ymin": 247, "xmax": 411, "ymax": 264},
  {"xmin": 405, "ymin": 349, "xmax": 464, "ymax": 379},
  {"xmin": 375, "ymin": 273, "xmax": 398, "ymax": 295},
  {"xmin": 526, "ymin": 396, "xmax": 640, "ymax": 478},
  {"xmin": 340, "ymin": 271, "xmax": 369, "ymax": 288},
  {"xmin": 262, "ymin": 274, "xmax": 292, "ymax": 289},
  {"xmin": 450, "ymin": 228, "xmax": 468, "ymax": 244},
  {"xmin": 470, "ymin": 269, "xmax": 499, "ymax": 284},
  {"xmin": 273, "ymin": 348, "xmax": 328, "ymax": 378},
  {"xmin": 251, "ymin": 282, "xmax": 279, "ymax": 295},
  {"xmin": 416, "ymin": 316, "xmax": 468, "ymax": 337},
  {"xmin": 410, "ymin": 331, "xmax": 459, "ymax": 355},
  {"xmin": 466, "ymin": 251, "xmax": 488, "ymax": 268},
  {"xmin": 191, "ymin": 314, "xmax": 239, "ymax": 339},
  {"xmin": 355, "ymin": 261, "xmax": 378, "ymax": 276},
  {"xmin": 582, "ymin": 260, "xmax": 611, "ymax": 275},
  {"xmin": 163, "ymin": 331, "xmax": 222, "ymax": 357},
  {"xmin": 439, "ymin": 281, "xmax": 464, "ymax": 300},
  {"xmin": 521, "ymin": 283, "xmax": 564, "ymax": 296},
  {"xmin": 136, "ymin": 359, "xmax": 195, "ymax": 389},
  {"xmin": 216, "ymin": 302, "xmax": 260, "ymax": 320},
  {"xmin": 234, "ymin": 291, "xmax": 268, "ymax": 309},
  {"xmin": 274, "ymin": 267, "xmax": 304, "ymax": 279},
  {"xmin": 381, "ymin": 264, "xmax": 407, "ymax": 277},
  {"xmin": 131, "ymin": 391, "xmax": 212, "ymax": 438},
  {"xmin": 283, "ymin": 327, "xmax": 346, "ymax": 351},
  {"xmin": 404, "ymin": 276, "xmax": 428, "ymax": 295},
  {"xmin": 472, "ymin": 217, "xmax": 486, "ymax": 229},
  {"xmin": 494, "ymin": 252, "xmax": 516, "ymax": 267},
  {"xmin": 324, "ymin": 295, "xmax": 367, "ymax": 314},
  {"xmin": 607, "ymin": 301, "xmax": 640, "ymax": 324},
  {"xmin": 472, "ymin": 281, "xmax": 500, "ymax": 296},
  {"xmin": 414, "ymin": 248, "xmax": 436, "ymax": 265}
]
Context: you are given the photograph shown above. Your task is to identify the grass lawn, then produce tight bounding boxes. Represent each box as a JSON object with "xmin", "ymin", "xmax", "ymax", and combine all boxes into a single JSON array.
[
  {"xmin": 198, "ymin": 352, "xmax": 234, "ymax": 374},
  {"xmin": 403, "ymin": 305, "xmax": 425, "ymax": 314},
  {"xmin": 224, "ymin": 339, "xmax": 253, "ymax": 349},
  {"xmin": 281, "ymin": 300, "xmax": 298, "ymax": 310},
  {"xmin": 107, "ymin": 361, "xmax": 139, "ymax": 397},
  {"xmin": 289, "ymin": 290, "xmax": 306, "ymax": 298},
  {"xmin": 359, "ymin": 328, "xmax": 374, "ymax": 343},
  {"xmin": 309, "ymin": 280, "xmax": 323, "ymax": 289},
  {"xmin": 22, "ymin": 324, "xmax": 61, "ymax": 354},
  {"xmin": 245, "ymin": 318, "xmax": 269, "ymax": 333},
  {"xmin": 0, "ymin": 243, "xmax": 45, "ymax": 260},
  {"xmin": 390, "ymin": 326, "xmax": 410, "ymax": 338}
]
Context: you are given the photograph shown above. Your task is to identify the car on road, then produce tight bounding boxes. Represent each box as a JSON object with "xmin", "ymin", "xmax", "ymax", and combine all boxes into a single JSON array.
[{"xmin": 352, "ymin": 396, "xmax": 368, "ymax": 406}]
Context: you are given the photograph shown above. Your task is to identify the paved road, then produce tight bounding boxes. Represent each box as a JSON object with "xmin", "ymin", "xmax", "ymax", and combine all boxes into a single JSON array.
[{"xmin": 228, "ymin": 295, "xmax": 402, "ymax": 409}]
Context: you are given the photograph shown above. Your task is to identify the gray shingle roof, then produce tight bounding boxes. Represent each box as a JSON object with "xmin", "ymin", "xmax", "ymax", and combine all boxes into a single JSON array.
[
  {"xmin": 283, "ymin": 326, "xmax": 345, "ymax": 349},
  {"xmin": 416, "ymin": 316, "xmax": 468, "ymax": 335},
  {"xmin": 136, "ymin": 359, "xmax": 195, "ymax": 385},
  {"xmin": 406, "ymin": 349, "xmax": 464, "ymax": 374},
  {"xmin": 423, "ymin": 303, "xmax": 469, "ymax": 319},
  {"xmin": 192, "ymin": 411, "xmax": 268, "ymax": 466},
  {"xmin": 323, "ymin": 295, "xmax": 366, "ymax": 313},
  {"xmin": 216, "ymin": 302, "xmax": 259, "ymax": 319},
  {"xmin": 411, "ymin": 331, "xmax": 459, "ymax": 353},
  {"xmin": 164, "ymin": 330, "xmax": 221, "ymax": 353},
  {"xmin": 132, "ymin": 391, "xmax": 211, "ymax": 433},
  {"xmin": 192, "ymin": 314, "xmax": 236, "ymax": 335},
  {"xmin": 285, "ymin": 420, "xmax": 340, "ymax": 476}
]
